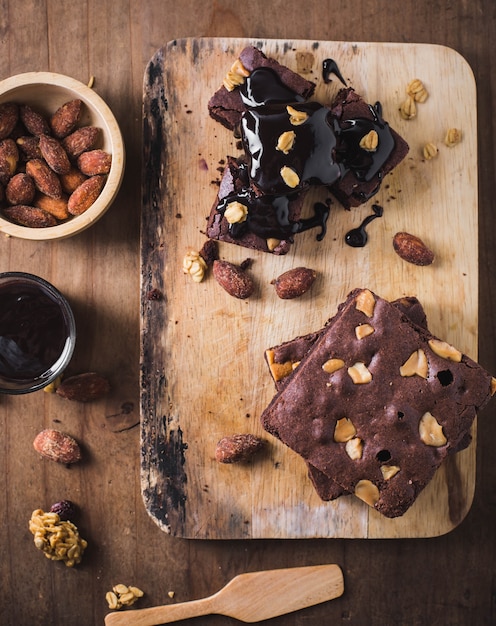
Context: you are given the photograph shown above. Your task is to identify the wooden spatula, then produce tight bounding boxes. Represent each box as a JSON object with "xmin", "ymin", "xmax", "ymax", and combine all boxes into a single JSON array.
[{"xmin": 104, "ymin": 563, "xmax": 344, "ymax": 625}]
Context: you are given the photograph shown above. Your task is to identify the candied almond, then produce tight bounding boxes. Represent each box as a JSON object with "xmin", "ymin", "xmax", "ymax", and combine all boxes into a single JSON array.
[
  {"xmin": 62, "ymin": 126, "xmax": 100, "ymax": 158},
  {"xmin": 393, "ymin": 232, "xmax": 435, "ymax": 266},
  {"xmin": 5, "ymin": 172, "xmax": 35, "ymax": 205},
  {"xmin": 26, "ymin": 158, "xmax": 62, "ymax": 199},
  {"xmin": 67, "ymin": 175, "xmax": 106, "ymax": 215},
  {"xmin": 20, "ymin": 104, "xmax": 50, "ymax": 136},
  {"xmin": 34, "ymin": 194, "xmax": 70, "ymax": 220},
  {"xmin": 215, "ymin": 434, "xmax": 265, "ymax": 463},
  {"xmin": 77, "ymin": 149, "xmax": 112, "ymax": 176},
  {"xmin": 212, "ymin": 259, "xmax": 254, "ymax": 299},
  {"xmin": 33, "ymin": 429, "xmax": 82, "ymax": 464},
  {"xmin": 50, "ymin": 99, "xmax": 82, "ymax": 138},
  {"xmin": 60, "ymin": 167, "xmax": 87, "ymax": 194},
  {"xmin": 56, "ymin": 372, "xmax": 110, "ymax": 402},
  {"xmin": 3, "ymin": 204, "xmax": 57, "ymax": 227},
  {"xmin": 272, "ymin": 267, "xmax": 316, "ymax": 299},
  {"xmin": 0, "ymin": 138, "xmax": 19, "ymax": 185},
  {"xmin": 39, "ymin": 135, "xmax": 71, "ymax": 175},
  {"xmin": 0, "ymin": 102, "xmax": 19, "ymax": 139}
]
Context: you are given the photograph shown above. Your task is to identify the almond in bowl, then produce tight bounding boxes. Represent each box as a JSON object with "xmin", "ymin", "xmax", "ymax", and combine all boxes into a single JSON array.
[{"xmin": 0, "ymin": 71, "xmax": 125, "ymax": 240}]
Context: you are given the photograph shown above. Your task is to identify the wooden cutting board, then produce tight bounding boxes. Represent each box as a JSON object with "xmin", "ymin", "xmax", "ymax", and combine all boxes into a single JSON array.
[{"xmin": 140, "ymin": 38, "xmax": 478, "ymax": 538}]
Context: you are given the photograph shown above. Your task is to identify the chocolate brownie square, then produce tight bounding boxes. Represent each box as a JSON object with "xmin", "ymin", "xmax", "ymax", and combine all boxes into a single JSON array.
[
  {"xmin": 260, "ymin": 289, "xmax": 495, "ymax": 517},
  {"xmin": 264, "ymin": 296, "xmax": 429, "ymax": 501},
  {"xmin": 206, "ymin": 155, "xmax": 307, "ymax": 255},
  {"xmin": 329, "ymin": 88, "xmax": 410, "ymax": 209}
]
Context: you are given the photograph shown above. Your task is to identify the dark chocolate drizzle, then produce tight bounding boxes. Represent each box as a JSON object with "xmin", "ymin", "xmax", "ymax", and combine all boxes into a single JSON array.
[
  {"xmin": 241, "ymin": 102, "xmax": 342, "ymax": 195},
  {"xmin": 345, "ymin": 203, "xmax": 383, "ymax": 247},
  {"xmin": 322, "ymin": 58, "xmax": 347, "ymax": 86},
  {"xmin": 336, "ymin": 103, "xmax": 394, "ymax": 182},
  {"xmin": 214, "ymin": 66, "xmax": 395, "ymax": 244},
  {"xmin": 240, "ymin": 67, "xmax": 305, "ymax": 108}
]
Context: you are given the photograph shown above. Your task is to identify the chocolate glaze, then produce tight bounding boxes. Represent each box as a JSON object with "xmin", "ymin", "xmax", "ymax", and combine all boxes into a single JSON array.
[
  {"xmin": 345, "ymin": 203, "xmax": 383, "ymax": 247},
  {"xmin": 242, "ymin": 102, "xmax": 342, "ymax": 195},
  {"xmin": 240, "ymin": 67, "xmax": 306, "ymax": 108},
  {"xmin": 335, "ymin": 103, "xmax": 394, "ymax": 182},
  {"xmin": 216, "ymin": 163, "xmax": 330, "ymax": 241},
  {"xmin": 322, "ymin": 58, "xmax": 347, "ymax": 86},
  {"xmin": 214, "ymin": 67, "xmax": 396, "ymax": 244}
]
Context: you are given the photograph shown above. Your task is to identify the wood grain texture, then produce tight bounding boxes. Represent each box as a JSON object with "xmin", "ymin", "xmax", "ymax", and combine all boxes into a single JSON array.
[
  {"xmin": 105, "ymin": 564, "xmax": 344, "ymax": 625},
  {"xmin": 141, "ymin": 37, "xmax": 479, "ymax": 539},
  {"xmin": 2, "ymin": 1, "xmax": 496, "ymax": 624}
]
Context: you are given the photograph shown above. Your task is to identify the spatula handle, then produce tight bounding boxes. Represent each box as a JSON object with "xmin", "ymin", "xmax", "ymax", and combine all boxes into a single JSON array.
[{"xmin": 104, "ymin": 596, "xmax": 213, "ymax": 626}]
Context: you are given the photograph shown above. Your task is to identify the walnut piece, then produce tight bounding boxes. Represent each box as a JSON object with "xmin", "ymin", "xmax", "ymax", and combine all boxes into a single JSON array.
[
  {"xmin": 355, "ymin": 323, "xmax": 374, "ymax": 340},
  {"xmin": 381, "ymin": 465, "xmax": 400, "ymax": 480},
  {"xmin": 399, "ymin": 95, "xmax": 417, "ymax": 120},
  {"xmin": 106, "ymin": 584, "xmax": 144, "ymax": 610},
  {"xmin": 29, "ymin": 509, "xmax": 87, "ymax": 567},
  {"xmin": 444, "ymin": 127, "xmax": 462, "ymax": 147},
  {"xmin": 322, "ymin": 358, "xmax": 345, "ymax": 374},
  {"xmin": 265, "ymin": 349, "xmax": 294, "ymax": 382},
  {"xmin": 345, "ymin": 437, "xmax": 363, "ymax": 460},
  {"xmin": 407, "ymin": 78, "xmax": 429, "ymax": 103},
  {"xmin": 183, "ymin": 249, "xmax": 208, "ymax": 283},
  {"xmin": 266, "ymin": 238, "xmax": 281, "ymax": 251},
  {"xmin": 423, "ymin": 142, "xmax": 438, "ymax": 160},
  {"xmin": 428, "ymin": 338, "xmax": 462, "ymax": 362}
]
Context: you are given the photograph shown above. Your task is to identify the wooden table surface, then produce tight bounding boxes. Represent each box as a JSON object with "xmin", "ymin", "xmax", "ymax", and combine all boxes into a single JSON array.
[{"xmin": 1, "ymin": 2, "xmax": 495, "ymax": 625}]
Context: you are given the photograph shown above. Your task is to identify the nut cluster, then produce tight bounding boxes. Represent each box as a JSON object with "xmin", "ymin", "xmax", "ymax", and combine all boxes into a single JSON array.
[
  {"xmin": 444, "ymin": 127, "xmax": 462, "ymax": 147},
  {"xmin": 106, "ymin": 584, "xmax": 144, "ymax": 610},
  {"xmin": 183, "ymin": 249, "xmax": 208, "ymax": 283},
  {"xmin": 399, "ymin": 78, "xmax": 429, "ymax": 120},
  {"xmin": 223, "ymin": 59, "xmax": 250, "ymax": 92},
  {"xmin": 29, "ymin": 509, "xmax": 87, "ymax": 567},
  {"xmin": 0, "ymin": 99, "xmax": 111, "ymax": 228},
  {"xmin": 422, "ymin": 141, "xmax": 438, "ymax": 160}
]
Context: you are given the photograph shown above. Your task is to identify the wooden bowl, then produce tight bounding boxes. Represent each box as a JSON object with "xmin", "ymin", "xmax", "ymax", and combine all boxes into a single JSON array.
[{"xmin": 0, "ymin": 72, "xmax": 125, "ymax": 240}]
